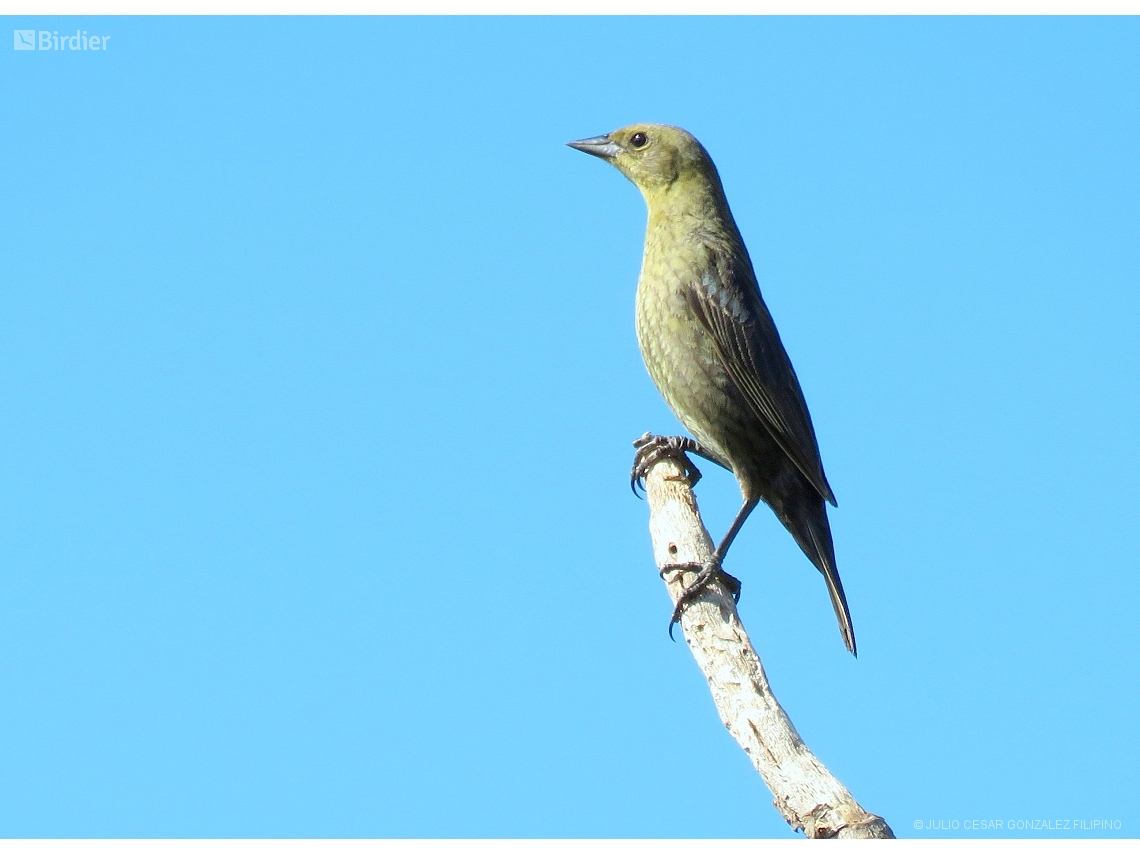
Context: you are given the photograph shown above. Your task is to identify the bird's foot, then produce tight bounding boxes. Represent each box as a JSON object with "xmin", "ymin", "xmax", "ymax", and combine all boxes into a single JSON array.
[
  {"xmin": 631, "ymin": 433, "xmax": 705, "ymax": 497},
  {"xmin": 660, "ymin": 560, "xmax": 742, "ymax": 640}
]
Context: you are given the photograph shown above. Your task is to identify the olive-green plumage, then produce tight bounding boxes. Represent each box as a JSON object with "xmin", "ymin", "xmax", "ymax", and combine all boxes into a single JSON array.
[{"xmin": 569, "ymin": 123, "xmax": 856, "ymax": 655}]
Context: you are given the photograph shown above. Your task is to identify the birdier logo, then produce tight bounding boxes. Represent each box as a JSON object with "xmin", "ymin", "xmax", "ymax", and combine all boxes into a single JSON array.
[{"xmin": 13, "ymin": 29, "xmax": 111, "ymax": 50}]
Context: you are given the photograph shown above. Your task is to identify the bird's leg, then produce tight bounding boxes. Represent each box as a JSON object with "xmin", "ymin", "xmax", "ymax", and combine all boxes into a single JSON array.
[
  {"xmin": 665, "ymin": 497, "xmax": 760, "ymax": 638},
  {"xmin": 713, "ymin": 496, "xmax": 762, "ymax": 567},
  {"xmin": 631, "ymin": 434, "xmax": 761, "ymax": 638},
  {"xmin": 630, "ymin": 432, "xmax": 717, "ymax": 497}
]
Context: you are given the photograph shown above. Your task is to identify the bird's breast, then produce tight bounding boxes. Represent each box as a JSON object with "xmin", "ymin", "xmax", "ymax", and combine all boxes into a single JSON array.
[{"xmin": 634, "ymin": 237, "xmax": 741, "ymax": 468}]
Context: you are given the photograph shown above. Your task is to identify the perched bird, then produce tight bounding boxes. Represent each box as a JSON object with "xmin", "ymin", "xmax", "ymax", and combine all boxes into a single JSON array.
[{"xmin": 569, "ymin": 123, "xmax": 856, "ymax": 655}]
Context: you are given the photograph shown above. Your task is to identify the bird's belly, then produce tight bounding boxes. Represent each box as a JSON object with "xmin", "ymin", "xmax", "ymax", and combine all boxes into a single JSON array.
[{"xmin": 635, "ymin": 288, "xmax": 767, "ymax": 475}]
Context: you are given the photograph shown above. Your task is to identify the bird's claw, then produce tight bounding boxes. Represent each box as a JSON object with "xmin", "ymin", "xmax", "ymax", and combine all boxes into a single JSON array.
[
  {"xmin": 662, "ymin": 559, "xmax": 742, "ymax": 640},
  {"xmin": 630, "ymin": 433, "xmax": 703, "ymax": 498}
]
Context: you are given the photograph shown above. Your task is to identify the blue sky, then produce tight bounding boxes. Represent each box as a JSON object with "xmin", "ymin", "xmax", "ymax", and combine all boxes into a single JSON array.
[{"xmin": 1, "ymin": 16, "xmax": 1137, "ymax": 838}]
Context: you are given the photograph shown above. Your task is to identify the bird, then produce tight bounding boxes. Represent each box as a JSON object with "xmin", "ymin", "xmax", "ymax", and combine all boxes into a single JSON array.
[{"xmin": 568, "ymin": 123, "xmax": 856, "ymax": 656}]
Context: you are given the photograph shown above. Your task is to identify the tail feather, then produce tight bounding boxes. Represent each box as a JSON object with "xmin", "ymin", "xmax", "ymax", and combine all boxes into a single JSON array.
[{"xmin": 781, "ymin": 496, "xmax": 857, "ymax": 656}]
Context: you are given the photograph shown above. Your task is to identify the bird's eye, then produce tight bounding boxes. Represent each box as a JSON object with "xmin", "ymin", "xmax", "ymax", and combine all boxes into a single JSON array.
[{"xmin": 630, "ymin": 132, "xmax": 648, "ymax": 149}]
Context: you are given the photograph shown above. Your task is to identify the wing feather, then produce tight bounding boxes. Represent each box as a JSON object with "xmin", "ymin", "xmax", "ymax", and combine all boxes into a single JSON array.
[{"xmin": 684, "ymin": 250, "xmax": 836, "ymax": 506}]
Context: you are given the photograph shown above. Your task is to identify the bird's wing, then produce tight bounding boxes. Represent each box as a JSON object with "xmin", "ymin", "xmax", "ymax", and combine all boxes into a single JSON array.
[{"xmin": 684, "ymin": 251, "xmax": 836, "ymax": 506}]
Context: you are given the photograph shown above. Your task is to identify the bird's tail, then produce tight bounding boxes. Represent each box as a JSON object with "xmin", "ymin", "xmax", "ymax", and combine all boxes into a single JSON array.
[{"xmin": 781, "ymin": 497, "xmax": 857, "ymax": 656}]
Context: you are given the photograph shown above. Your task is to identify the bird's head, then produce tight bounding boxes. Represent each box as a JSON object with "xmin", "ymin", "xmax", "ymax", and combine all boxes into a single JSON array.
[{"xmin": 567, "ymin": 123, "xmax": 717, "ymax": 201}]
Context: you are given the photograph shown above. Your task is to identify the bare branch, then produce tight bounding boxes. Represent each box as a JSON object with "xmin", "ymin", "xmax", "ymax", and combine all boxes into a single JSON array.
[{"xmin": 642, "ymin": 453, "xmax": 894, "ymax": 839}]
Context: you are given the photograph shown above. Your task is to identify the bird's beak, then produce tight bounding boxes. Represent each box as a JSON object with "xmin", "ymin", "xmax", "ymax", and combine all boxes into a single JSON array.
[{"xmin": 566, "ymin": 135, "xmax": 623, "ymax": 160}]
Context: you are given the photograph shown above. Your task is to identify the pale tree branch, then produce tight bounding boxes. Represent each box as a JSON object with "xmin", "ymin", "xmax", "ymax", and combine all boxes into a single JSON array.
[{"xmin": 642, "ymin": 453, "xmax": 894, "ymax": 839}]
